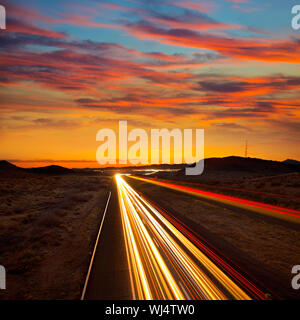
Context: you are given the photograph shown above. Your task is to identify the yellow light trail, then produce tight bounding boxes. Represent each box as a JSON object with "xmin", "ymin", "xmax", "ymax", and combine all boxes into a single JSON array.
[{"xmin": 115, "ymin": 174, "xmax": 261, "ymax": 300}]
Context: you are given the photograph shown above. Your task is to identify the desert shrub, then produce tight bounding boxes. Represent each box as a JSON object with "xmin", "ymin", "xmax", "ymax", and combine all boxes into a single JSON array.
[
  {"xmin": 37, "ymin": 214, "xmax": 61, "ymax": 228},
  {"xmin": 271, "ymin": 182, "xmax": 281, "ymax": 187},
  {"xmin": 85, "ymin": 184, "xmax": 103, "ymax": 192},
  {"xmin": 54, "ymin": 209, "xmax": 68, "ymax": 217},
  {"xmin": 208, "ymin": 180, "xmax": 220, "ymax": 185},
  {"xmin": 14, "ymin": 205, "xmax": 25, "ymax": 215},
  {"xmin": 69, "ymin": 194, "xmax": 90, "ymax": 203},
  {"xmin": 9, "ymin": 248, "xmax": 43, "ymax": 274},
  {"xmin": 256, "ymin": 182, "xmax": 265, "ymax": 188},
  {"xmin": 21, "ymin": 214, "xmax": 36, "ymax": 224},
  {"xmin": 287, "ymin": 183, "xmax": 300, "ymax": 188}
]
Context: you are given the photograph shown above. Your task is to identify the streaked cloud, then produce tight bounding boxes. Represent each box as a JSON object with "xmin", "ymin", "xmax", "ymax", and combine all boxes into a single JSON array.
[{"xmin": 0, "ymin": 0, "xmax": 299, "ymax": 162}]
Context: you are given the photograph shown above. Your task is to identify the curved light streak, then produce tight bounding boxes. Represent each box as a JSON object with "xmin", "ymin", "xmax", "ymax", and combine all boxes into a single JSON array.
[{"xmin": 116, "ymin": 174, "xmax": 267, "ymax": 300}]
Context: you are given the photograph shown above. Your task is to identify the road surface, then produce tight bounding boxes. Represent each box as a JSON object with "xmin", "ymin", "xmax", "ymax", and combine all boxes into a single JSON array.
[
  {"xmin": 83, "ymin": 174, "xmax": 275, "ymax": 300},
  {"xmin": 82, "ymin": 179, "xmax": 131, "ymax": 300}
]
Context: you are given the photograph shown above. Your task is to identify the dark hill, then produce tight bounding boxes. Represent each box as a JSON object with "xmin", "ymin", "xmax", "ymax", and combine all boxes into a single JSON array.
[
  {"xmin": 153, "ymin": 156, "xmax": 300, "ymax": 181},
  {"xmin": 203, "ymin": 156, "xmax": 298, "ymax": 174},
  {"xmin": 283, "ymin": 159, "xmax": 300, "ymax": 168},
  {"xmin": 27, "ymin": 165, "xmax": 73, "ymax": 175},
  {"xmin": 0, "ymin": 160, "xmax": 24, "ymax": 172},
  {"xmin": 0, "ymin": 161, "xmax": 73, "ymax": 177},
  {"xmin": 0, "ymin": 160, "xmax": 29, "ymax": 177}
]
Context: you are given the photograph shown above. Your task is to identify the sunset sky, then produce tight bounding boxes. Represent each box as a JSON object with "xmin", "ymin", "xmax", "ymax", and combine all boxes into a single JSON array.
[{"xmin": 0, "ymin": 0, "xmax": 299, "ymax": 168}]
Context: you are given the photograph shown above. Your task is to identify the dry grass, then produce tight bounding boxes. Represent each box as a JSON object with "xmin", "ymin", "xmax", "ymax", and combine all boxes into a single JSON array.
[{"xmin": 0, "ymin": 173, "xmax": 110, "ymax": 299}]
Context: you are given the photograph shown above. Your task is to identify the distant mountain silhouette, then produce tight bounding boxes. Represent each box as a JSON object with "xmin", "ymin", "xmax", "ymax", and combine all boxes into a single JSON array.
[
  {"xmin": 202, "ymin": 156, "xmax": 299, "ymax": 173},
  {"xmin": 27, "ymin": 165, "xmax": 73, "ymax": 175},
  {"xmin": 0, "ymin": 160, "xmax": 22, "ymax": 170},
  {"xmin": 153, "ymin": 156, "xmax": 300, "ymax": 180},
  {"xmin": 282, "ymin": 159, "xmax": 300, "ymax": 167},
  {"xmin": 0, "ymin": 161, "xmax": 73, "ymax": 177},
  {"xmin": 0, "ymin": 160, "xmax": 27, "ymax": 177},
  {"xmin": 1, "ymin": 157, "xmax": 299, "ymax": 179}
]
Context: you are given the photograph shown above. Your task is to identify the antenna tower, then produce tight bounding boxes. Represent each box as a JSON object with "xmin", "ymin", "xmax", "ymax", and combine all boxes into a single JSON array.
[{"xmin": 245, "ymin": 140, "xmax": 248, "ymax": 158}]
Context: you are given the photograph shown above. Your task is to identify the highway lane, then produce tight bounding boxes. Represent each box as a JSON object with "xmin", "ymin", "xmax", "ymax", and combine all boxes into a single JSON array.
[
  {"xmin": 128, "ymin": 176, "xmax": 300, "ymax": 224},
  {"xmin": 83, "ymin": 179, "xmax": 131, "ymax": 300},
  {"xmin": 116, "ymin": 174, "xmax": 267, "ymax": 300}
]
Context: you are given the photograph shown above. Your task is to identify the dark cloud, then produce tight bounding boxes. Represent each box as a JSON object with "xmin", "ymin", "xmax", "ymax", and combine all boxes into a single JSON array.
[
  {"xmin": 198, "ymin": 81, "xmax": 248, "ymax": 93},
  {"xmin": 30, "ymin": 118, "xmax": 81, "ymax": 128},
  {"xmin": 1, "ymin": 0, "xmax": 299, "ymax": 128},
  {"xmin": 205, "ymin": 103, "xmax": 276, "ymax": 120},
  {"xmin": 212, "ymin": 122, "xmax": 251, "ymax": 131},
  {"xmin": 268, "ymin": 119, "xmax": 300, "ymax": 132},
  {"xmin": 123, "ymin": 19, "xmax": 300, "ymax": 63}
]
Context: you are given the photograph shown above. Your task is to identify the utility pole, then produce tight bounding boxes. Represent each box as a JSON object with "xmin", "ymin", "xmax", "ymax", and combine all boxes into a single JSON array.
[{"xmin": 245, "ymin": 140, "xmax": 248, "ymax": 158}]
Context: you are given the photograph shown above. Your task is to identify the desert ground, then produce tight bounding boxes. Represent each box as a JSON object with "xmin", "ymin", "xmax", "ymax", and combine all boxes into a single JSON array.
[
  {"xmin": 0, "ymin": 156, "xmax": 299, "ymax": 300},
  {"xmin": 0, "ymin": 172, "xmax": 110, "ymax": 299}
]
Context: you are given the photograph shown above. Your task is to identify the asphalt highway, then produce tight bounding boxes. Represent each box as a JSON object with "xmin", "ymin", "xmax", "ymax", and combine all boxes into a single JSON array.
[
  {"xmin": 83, "ymin": 174, "xmax": 284, "ymax": 300},
  {"xmin": 114, "ymin": 174, "xmax": 267, "ymax": 300}
]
